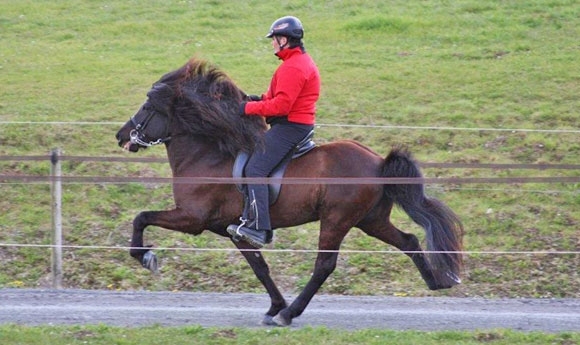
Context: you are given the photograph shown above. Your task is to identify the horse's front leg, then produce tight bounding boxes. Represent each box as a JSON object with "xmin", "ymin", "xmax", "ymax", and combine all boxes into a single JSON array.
[
  {"xmin": 130, "ymin": 209, "xmax": 198, "ymax": 273},
  {"xmin": 129, "ymin": 211, "xmax": 155, "ymax": 271},
  {"xmin": 232, "ymin": 239, "xmax": 287, "ymax": 325}
]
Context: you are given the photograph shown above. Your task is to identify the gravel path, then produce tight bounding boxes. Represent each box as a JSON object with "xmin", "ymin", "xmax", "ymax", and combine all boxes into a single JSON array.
[{"xmin": 2, "ymin": 289, "xmax": 579, "ymax": 332}]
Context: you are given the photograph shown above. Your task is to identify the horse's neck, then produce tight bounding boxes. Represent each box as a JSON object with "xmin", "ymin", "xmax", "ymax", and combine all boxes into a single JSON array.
[{"xmin": 165, "ymin": 137, "xmax": 231, "ymax": 176}]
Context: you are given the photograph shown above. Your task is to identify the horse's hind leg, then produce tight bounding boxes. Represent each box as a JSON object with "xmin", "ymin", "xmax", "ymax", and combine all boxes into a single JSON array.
[
  {"xmin": 357, "ymin": 216, "xmax": 441, "ymax": 291},
  {"xmin": 231, "ymin": 240, "xmax": 287, "ymax": 325}
]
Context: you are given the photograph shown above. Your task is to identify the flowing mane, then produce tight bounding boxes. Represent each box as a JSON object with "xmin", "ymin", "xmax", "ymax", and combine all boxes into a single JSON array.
[{"xmin": 159, "ymin": 58, "xmax": 267, "ymax": 157}]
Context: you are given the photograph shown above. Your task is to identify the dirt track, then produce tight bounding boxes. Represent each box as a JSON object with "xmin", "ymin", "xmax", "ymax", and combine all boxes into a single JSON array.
[{"xmin": 1, "ymin": 289, "xmax": 579, "ymax": 332}]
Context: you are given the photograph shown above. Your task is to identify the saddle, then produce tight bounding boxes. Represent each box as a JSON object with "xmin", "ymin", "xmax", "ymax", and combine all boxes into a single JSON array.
[{"xmin": 232, "ymin": 130, "xmax": 316, "ymax": 204}]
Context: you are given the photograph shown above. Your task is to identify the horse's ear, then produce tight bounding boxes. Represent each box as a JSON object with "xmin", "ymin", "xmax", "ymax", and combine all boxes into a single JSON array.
[{"xmin": 148, "ymin": 83, "xmax": 174, "ymax": 114}]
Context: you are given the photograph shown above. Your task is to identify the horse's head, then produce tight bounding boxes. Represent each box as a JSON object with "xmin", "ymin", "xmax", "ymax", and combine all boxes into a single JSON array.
[
  {"xmin": 116, "ymin": 82, "xmax": 173, "ymax": 152},
  {"xmin": 116, "ymin": 58, "xmax": 268, "ymax": 157}
]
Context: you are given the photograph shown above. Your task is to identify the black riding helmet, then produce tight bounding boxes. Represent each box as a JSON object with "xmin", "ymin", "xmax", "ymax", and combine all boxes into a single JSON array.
[{"xmin": 266, "ymin": 16, "xmax": 304, "ymax": 39}]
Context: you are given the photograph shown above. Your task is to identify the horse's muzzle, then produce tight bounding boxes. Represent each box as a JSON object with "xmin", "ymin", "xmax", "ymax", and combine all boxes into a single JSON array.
[{"xmin": 115, "ymin": 132, "xmax": 124, "ymax": 147}]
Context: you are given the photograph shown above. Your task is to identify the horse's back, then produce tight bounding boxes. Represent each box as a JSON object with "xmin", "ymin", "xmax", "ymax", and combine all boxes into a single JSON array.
[
  {"xmin": 270, "ymin": 139, "xmax": 386, "ymax": 227},
  {"xmin": 289, "ymin": 139, "xmax": 384, "ymax": 178}
]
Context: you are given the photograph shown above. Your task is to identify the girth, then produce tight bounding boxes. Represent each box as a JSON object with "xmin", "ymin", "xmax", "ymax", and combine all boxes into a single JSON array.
[{"xmin": 232, "ymin": 130, "xmax": 316, "ymax": 204}]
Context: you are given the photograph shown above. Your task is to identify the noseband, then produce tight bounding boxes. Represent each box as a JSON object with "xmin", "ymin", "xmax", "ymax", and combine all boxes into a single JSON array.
[{"xmin": 129, "ymin": 107, "xmax": 171, "ymax": 147}]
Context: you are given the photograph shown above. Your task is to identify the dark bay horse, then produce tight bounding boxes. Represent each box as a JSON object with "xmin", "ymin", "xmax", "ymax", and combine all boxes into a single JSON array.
[{"xmin": 115, "ymin": 57, "xmax": 464, "ymax": 326}]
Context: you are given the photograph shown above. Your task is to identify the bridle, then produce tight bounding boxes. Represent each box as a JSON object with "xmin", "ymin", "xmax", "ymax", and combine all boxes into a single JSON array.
[{"xmin": 129, "ymin": 105, "xmax": 172, "ymax": 147}]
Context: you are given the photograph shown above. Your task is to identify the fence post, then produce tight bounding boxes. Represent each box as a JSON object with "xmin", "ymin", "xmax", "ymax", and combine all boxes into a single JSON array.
[{"xmin": 50, "ymin": 148, "xmax": 63, "ymax": 289}]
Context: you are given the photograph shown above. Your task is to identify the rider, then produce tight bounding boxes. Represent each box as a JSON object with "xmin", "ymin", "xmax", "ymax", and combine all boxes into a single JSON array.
[{"xmin": 227, "ymin": 15, "xmax": 321, "ymax": 248}]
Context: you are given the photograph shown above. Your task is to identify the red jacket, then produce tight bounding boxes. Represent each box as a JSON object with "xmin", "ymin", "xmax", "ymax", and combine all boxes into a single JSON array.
[{"xmin": 244, "ymin": 47, "xmax": 320, "ymax": 125}]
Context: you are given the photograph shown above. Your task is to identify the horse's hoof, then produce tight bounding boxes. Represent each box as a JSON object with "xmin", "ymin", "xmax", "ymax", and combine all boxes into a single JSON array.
[
  {"xmin": 272, "ymin": 313, "xmax": 292, "ymax": 327},
  {"xmin": 261, "ymin": 315, "xmax": 277, "ymax": 326},
  {"xmin": 429, "ymin": 270, "xmax": 461, "ymax": 290},
  {"xmin": 142, "ymin": 250, "xmax": 159, "ymax": 274},
  {"xmin": 438, "ymin": 271, "xmax": 461, "ymax": 289},
  {"xmin": 446, "ymin": 271, "xmax": 462, "ymax": 285}
]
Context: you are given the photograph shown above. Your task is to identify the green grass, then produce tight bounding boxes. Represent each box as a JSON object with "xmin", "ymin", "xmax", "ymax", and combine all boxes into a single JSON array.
[
  {"xmin": 1, "ymin": 325, "xmax": 579, "ymax": 345},
  {"xmin": 1, "ymin": 0, "xmax": 579, "ymax": 303}
]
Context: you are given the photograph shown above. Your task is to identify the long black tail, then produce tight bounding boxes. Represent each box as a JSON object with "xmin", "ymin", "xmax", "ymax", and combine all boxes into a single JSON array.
[{"xmin": 382, "ymin": 147, "xmax": 464, "ymax": 276}]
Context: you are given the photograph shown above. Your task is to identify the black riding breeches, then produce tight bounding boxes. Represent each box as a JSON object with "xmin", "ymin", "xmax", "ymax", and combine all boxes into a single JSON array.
[{"xmin": 244, "ymin": 121, "xmax": 314, "ymax": 230}]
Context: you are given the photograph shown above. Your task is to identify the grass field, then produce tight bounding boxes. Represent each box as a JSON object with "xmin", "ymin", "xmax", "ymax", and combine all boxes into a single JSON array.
[
  {"xmin": 1, "ymin": 0, "xmax": 579, "ymax": 314},
  {"xmin": 2, "ymin": 324, "xmax": 580, "ymax": 345}
]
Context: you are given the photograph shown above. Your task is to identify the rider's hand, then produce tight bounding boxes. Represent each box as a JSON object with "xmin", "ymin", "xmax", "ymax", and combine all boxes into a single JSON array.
[
  {"xmin": 239, "ymin": 102, "xmax": 247, "ymax": 116},
  {"xmin": 247, "ymin": 94, "xmax": 262, "ymax": 101}
]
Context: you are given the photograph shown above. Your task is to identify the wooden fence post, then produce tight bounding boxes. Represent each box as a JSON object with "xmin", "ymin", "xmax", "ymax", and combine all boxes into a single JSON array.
[{"xmin": 50, "ymin": 148, "xmax": 63, "ymax": 289}]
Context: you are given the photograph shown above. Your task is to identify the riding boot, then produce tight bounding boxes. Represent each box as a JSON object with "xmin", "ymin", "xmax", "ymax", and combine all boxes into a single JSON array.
[{"xmin": 227, "ymin": 184, "xmax": 272, "ymax": 248}]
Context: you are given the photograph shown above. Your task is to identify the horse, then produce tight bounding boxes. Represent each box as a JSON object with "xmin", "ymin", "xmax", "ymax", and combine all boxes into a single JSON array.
[{"xmin": 115, "ymin": 57, "xmax": 464, "ymax": 327}]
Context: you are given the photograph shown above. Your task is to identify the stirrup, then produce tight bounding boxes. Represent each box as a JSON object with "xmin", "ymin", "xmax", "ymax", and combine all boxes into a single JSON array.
[
  {"xmin": 227, "ymin": 225, "xmax": 268, "ymax": 249},
  {"xmin": 235, "ymin": 217, "xmax": 248, "ymax": 233},
  {"xmin": 228, "ymin": 217, "xmax": 248, "ymax": 242}
]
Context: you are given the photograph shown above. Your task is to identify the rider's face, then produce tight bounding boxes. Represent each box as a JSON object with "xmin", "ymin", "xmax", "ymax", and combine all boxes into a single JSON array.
[{"xmin": 271, "ymin": 36, "xmax": 287, "ymax": 53}]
